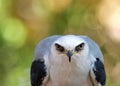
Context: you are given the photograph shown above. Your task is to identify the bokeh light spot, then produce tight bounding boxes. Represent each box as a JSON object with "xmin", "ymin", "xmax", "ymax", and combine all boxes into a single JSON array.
[{"xmin": 1, "ymin": 18, "xmax": 27, "ymax": 48}]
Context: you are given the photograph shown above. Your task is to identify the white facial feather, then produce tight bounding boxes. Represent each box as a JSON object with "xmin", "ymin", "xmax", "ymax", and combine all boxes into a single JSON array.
[
  {"xmin": 51, "ymin": 35, "xmax": 90, "ymax": 62},
  {"xmin": 54, "ymin": 35, "xmax": 85, "ymax": 49}
]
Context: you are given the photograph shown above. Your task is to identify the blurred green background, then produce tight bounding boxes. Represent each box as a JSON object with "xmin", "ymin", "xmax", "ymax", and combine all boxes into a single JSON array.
[{"xmin": 0, "ymin": 0, "xmax": 120, "ymax": 86}]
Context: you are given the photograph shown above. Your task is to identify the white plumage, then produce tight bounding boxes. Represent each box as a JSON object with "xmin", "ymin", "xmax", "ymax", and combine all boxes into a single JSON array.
[{"xmin": 30, "ymin": 35, "xmax": 106, "ymax": 86}]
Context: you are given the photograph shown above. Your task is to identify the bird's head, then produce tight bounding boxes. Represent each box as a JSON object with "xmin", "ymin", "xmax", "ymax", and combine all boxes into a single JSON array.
[{"xmin": 51, "ymin": 35, "xmax": 89, "ymax": 63}]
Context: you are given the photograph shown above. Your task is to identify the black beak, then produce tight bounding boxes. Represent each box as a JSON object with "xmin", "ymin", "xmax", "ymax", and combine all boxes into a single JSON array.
[{"xmin": 67, "ymin": 50, "xmax": 73, "ymax": 62}]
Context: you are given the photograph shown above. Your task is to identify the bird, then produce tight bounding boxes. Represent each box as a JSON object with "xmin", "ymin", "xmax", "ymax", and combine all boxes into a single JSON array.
[{"xmin": 30, "ymin": 35, "xmax": 106, "ymax": 86}]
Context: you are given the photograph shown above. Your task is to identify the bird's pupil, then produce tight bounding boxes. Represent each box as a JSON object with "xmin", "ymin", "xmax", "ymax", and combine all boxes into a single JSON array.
[
  {"xmin": 75, "ymin": 43, "xmax": 85, "ymax": 52},
  {"xmin": 55, "ymin": 43, "xmax": 64, "ymax": 52}
]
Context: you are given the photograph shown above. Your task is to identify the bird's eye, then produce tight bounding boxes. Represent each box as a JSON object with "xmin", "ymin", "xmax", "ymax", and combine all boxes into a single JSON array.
[
  {"xmin": 55, "ymin": 43, "xmax": 65, "ymax": 52},
  {"xmin": 75, "ymin": 43, "xmax": 85, "ymax": 52}
]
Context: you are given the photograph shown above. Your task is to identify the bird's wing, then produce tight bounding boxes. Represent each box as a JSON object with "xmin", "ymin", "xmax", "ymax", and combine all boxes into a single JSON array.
[
  {"xmin": 31, "ymin": 60, "xmax": 47, "ymax": 86},
  {"xmin": 79, "ymin": 36, "xmax": 106, "ymax": 86},
  {"xmin": 90, "ymin": 58, "xmax": 106, "ymax": 86},
  {"xmin": 30, "ymin": 35, "xmax": 61, "ymax": 86}
]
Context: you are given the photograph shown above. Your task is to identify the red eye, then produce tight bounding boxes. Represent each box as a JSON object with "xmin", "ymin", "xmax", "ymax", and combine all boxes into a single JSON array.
[
  {"xmin": 55, "ymin": 43, "xmax": 65, "ymax": 52},
  {"xmin": 75, "ymin": 43, "xmax": 85, "ymax": 52}
]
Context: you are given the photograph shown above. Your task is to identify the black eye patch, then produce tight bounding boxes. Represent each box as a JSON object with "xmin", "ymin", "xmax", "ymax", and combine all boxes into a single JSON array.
[
  {"xmin": 55, "ymin": 43, "xmax": 65, "ymax": 52},
  {"xmin": 75, "ymin": 43, "xmax": 85, "ymax": 52}
]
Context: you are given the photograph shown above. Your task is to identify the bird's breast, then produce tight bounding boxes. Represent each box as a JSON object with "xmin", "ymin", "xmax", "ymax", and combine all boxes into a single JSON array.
[{"xmin": 48, "ymin": 59, "xmax": 91, "ymax": 86}]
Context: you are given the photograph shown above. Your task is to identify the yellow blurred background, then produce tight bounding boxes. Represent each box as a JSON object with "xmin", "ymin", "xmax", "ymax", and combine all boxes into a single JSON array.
[{"xmin": 0, "ymin": 0, "xmax": 120, "ymax": 86}]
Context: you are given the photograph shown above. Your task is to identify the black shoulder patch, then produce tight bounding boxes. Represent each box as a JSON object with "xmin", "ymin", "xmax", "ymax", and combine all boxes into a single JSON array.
[
  {"xmin": 93, "ymin": 58, "xmax": 106, "ymax": 86},
  {"xmin": 30, "ymin": 60, "xmax": 47, "ymax": 86}
]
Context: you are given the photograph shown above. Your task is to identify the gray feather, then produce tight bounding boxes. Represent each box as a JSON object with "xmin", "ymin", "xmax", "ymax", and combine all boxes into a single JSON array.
[{"xmin": 34, "ymin": 35, "xmax": 61, "ymax": 61}]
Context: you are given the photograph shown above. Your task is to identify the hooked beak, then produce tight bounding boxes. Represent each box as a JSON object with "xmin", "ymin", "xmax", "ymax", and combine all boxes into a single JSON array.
[{"xmin": 67, "ymin": 50, "xmax": 73, "ymax": 62}]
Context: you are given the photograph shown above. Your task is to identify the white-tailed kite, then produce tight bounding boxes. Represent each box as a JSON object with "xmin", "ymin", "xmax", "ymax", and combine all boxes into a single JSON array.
[{"xmin": 30, "ymin": 35, "xmax": 106, "ymax": 86}]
